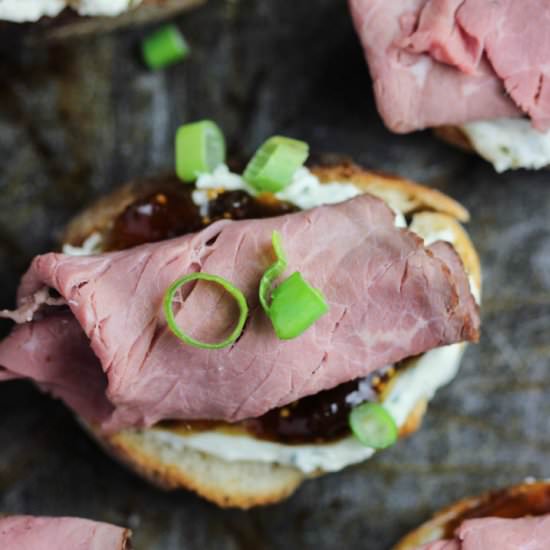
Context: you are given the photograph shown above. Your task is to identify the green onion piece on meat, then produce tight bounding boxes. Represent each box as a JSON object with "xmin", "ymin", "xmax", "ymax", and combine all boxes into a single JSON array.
[
  {"xmin": 142, "ymin": 24, "xmax": 190, "ymax": 70},
  {"xmin": 243, "ymin": 136, "xmax": 309, "ymax": 193},
  {"xmin": 164, "ymin": 273, "xmax": 248, "ymax": 349},
  {"xmin": 260, "ymin": 231, "xmax": 328, "ymax": 340},
  {"xmin": 175, "ymin": 120, "xmax": 226, "ymax": 182},
  {"xmin": 259, "ymin": 230, "xmax": 288, "ymax": 313},
  {"xmin": 269, "ymin": 272, "xmax": 329, "ymax": 340},
  {"xmin": 349, "ymin": 402, "xmax": 398, "ymax": 449}
]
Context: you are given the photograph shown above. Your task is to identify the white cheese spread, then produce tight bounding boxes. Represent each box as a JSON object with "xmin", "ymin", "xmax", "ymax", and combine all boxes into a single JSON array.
[
  {"xmin": 193, "ymin": 165, "xmax": 361, "ymax": 211},
  {"xmin": 0, "ymin": 0, "xmax": 141, "ymax": 22},
  {"xmin": 193, "ymin": 165, "xmax": 407, "ymax": 225},
  {"xmin": 0, "ymin": 0, "xmax": 64, "ymax": 22},
  {"xmin": 77, "ymin": 0, "xmax": 140, "ymax": 17},
  {"xmin": 62, "ymin": 232, "xmax": 102, "ymax": 256},
  {"xmin": 461, "ymin": 117, "xmax": 550, "ymax": 173},
  {"xmin": 64, "ymin": 167, "xmax": 475, "ymax": 474}
]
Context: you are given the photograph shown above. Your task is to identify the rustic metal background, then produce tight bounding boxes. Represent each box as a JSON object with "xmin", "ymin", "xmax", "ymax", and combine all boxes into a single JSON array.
[{"xmin": 1, "ymin": 1, "xmax": 549, "ymax": 549}]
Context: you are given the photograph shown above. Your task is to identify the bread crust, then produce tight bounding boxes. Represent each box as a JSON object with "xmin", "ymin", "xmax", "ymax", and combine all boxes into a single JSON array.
[
  {"xmin": 63, "ymin": 162, "xmax": 481, "ymax": 508},
  {"xmin": 89, "ymin": 427, "xmax": 306, "ymax": 509},
  {"xmin": 393, "ymin": 481, "xmax": 550, "ymax": 550},
  {"xmin": 313, "ymin": 162, "xmax": 470, "ymax": 222}
]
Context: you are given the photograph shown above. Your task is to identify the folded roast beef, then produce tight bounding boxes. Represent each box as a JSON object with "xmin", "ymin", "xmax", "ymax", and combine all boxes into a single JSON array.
[
  {"xmin": 0, "ymin": 516, "xmax": 130, "ymax": 549},
  {"xmin": 349, "ymin": 0, "xmax": 550, "ymax": 132},
  {"xmin": 417, "ymin": 515, "xmax": 550, "ymax": 550},
  {"xmin": 0, "ymin": 195, "xmax": 479, "ymax": 432}
]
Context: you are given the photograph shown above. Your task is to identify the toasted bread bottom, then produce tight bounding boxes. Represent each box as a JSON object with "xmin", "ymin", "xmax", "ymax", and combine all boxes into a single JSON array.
[{"xmin": 64, "ymin": 163, "xmax": 480, "ymax": 508}]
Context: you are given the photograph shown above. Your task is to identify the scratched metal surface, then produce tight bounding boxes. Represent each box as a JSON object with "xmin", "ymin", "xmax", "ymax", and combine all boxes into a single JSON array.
[{"xmin": 0, "ymin": 1, "xmax": 549, "ymax": 549}]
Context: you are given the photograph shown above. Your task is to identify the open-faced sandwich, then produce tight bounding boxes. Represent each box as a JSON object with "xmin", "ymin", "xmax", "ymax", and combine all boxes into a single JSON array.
[
  {"xmin": 0, "ymin": 122, "xmax": 481, "ymax": 508},
  {"xmin": 349, "ymin": 0, "xmax": 550, "ymax": 173},
  {"xmin": 0, "ymin": 516, "xmax": 131, "ymax": 549},
  {"xmin": 395, "ymin": 480, "xmax": 550, "ymax": 549},
  {"xmin": 0, "ymin": 0, "xmax": 204, "ymax": 39}
]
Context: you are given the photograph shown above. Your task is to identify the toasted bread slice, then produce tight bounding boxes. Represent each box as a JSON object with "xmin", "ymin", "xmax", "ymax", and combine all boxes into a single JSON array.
[
  {"xmin": 394, "ymin": 481, "xmax": 550, "ymax": 550},
  {"xmin": 62, "ymin": 163, "xmax": 480, "ymax": 509}
]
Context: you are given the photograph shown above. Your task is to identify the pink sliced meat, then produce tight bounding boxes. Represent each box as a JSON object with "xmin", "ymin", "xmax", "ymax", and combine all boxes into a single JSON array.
[
  {"xmin": 349, "ymin": 0, "xmax": 550, "ymax": 132},
  {"xmin": 457, "ymin": 0, "xmax": 550, "ymax": 132},
  {"xmin": 397, "ymin": 0, "xmax": 484, "ymax": 74},
  {"xmin": 0, "ymin": 516, "xmax": 130, "ymax": 550},
  {"xmin": 0, "ymin": 195, "xmax": 479, "ymax": 432},
  {"xmin": 415, "ymin": 514, "xmax": 550, "ymax": 550}
]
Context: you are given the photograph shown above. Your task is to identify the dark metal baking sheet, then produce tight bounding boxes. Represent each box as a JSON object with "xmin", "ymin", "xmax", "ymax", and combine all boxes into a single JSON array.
[{"xmin": 1, "ymin": 1, "xmax": 549, "ymax": 548}]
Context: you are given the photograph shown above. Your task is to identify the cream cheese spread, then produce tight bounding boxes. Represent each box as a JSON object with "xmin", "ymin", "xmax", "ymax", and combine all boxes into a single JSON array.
[
  {"xmin": 461, "ymin": 117, "xmax": 550, "ymax": 173},
  {"xmin": 193, "ymin": 165, "xmax": 362, "ymax": 212},
  {"xmin": 0, "ymin": 0, "xmax": 65, "ymax": 22},
  {"xmin": 193, "ymin": 165, "xmax": 408, "ymax": 225},
  {"xmin": 0, "ymin": 0, "xmax": 141, "ymax": 22},
  {"xmin": 77, "ymin": 0, "xmax": 140, "ymax": 17}
]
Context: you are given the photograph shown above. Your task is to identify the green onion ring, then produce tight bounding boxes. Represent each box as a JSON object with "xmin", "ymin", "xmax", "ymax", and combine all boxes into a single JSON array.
[
  {"xmin": 243, "ymin": 136, "xmax": 309, "ymax": 193},
  {"xmin": 259, "ymin": 230, "xmax": 287, "ymax": 312},
  {"xmin": 268, "ymin": 272, "xmax": 329, "ymax": 340},
  {"xmin": 175, "ymin": 120, "xmax": 226, "ymax": 182},
  {"xmin": 260, "ymin": 231, "xmax": 329, "ymax": 340},
  {"xmin": 163, "ymin": 273, "xmax": 248, "ymax": 349},
  {"xmin": 349, "ymin": 402, "xmax": 398, "ymax": 449}
]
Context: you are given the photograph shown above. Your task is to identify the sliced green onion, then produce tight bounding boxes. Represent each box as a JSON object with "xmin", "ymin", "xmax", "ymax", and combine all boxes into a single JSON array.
[
  {"xmin": 260, "ymin": 231, "xmax": 328, "ymax": 340},
  {"xmin": 163, "ymin": 273, "xmax": 248, "ymax": 349},
  {"xmin": 243, "ymin": 136, "xmax": 309, "ymax": 193},
  {"xmin": 349, "ymin": 403, "xmax": 398, "ymax": 449},
  {"xmin": 142, "ymin": 25, "xmax": 190, "ymax": 70},
  {"xmin": 175, "ymin": 120, "xmax": 226, "ymax": 182},
  {"xmin": 269, "ymin": 272, "xmax": 329, "ymax": 340},
  {"xmin": 259, "ymin": 231, "xmax": 287, "ymax": 313}
]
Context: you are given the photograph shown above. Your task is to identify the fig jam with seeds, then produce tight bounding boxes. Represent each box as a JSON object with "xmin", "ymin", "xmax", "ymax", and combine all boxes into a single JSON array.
[
  {"xmin": 105, "ymin": 180, "xmax": 296, "ymax": 251},
  {"xmin": 245, "ymin": 380, "xmax": 366, "ymax": 443},
  {"xmin": 106, "ymin": 178, "xmax": 391, "ymax": 444},
  {"xmin": 106, "ymin": 187, "xmax": 202, "ymax": 250}
]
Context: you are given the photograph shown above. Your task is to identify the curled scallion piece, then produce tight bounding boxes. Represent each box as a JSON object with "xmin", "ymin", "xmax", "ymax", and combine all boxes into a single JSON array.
[
  {"xmin": 260, "ymin": 231, "xmax": 328, "ymax": 340},
  {"xmin": 164, "ymin": 273, "xmax": 248, "ymax": 349},
  {"xmin": 259, "ymin": 231, "xmax": 287, "ymax": 313}
]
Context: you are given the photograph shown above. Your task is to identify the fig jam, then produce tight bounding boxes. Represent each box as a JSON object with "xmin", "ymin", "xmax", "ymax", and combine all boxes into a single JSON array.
[
  {"xmin": 106, "ymin": 178, "xmax": 390, "ymax": 444},
  {"xmin": 105, "ymin": 186, "xmax": 202, "ymax": 250},
  {"xmin": 105, "ymin": 179, "xmax": 296, "ymax": 250},
  {"xmin": 245, "ymin": 380, "xmax": 364, "ymax": 443}
]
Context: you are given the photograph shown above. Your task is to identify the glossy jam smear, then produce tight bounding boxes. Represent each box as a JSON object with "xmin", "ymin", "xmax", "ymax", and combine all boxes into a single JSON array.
[{"xmin": 105, "ymin": 181, "xmax": 296, "ymax": 250}]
